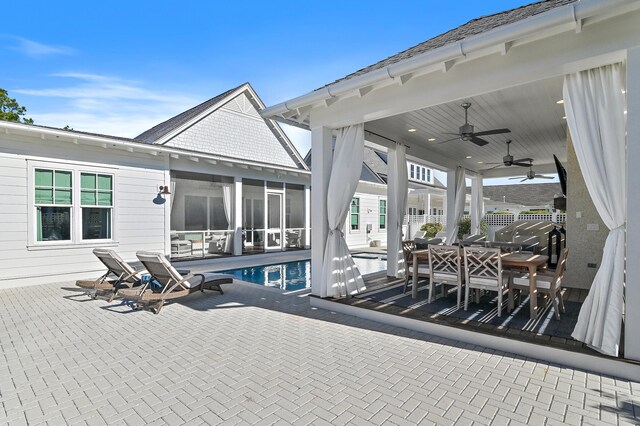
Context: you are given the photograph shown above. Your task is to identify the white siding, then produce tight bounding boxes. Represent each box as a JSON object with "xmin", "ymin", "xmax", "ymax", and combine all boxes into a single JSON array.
[
  {"xmin": 0, "ymin": 135, "xmax": 167, "ymax": 288},
  {"xmin": 346, "ymin": 185, "xmax": 388, "ymax": 248},
  {"xmin": 164, "ymin": 93, "xmax": 297, "ymax": 168}
]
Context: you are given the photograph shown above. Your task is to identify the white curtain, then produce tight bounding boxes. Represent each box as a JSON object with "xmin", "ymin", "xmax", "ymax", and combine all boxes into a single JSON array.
[
  {"xmin": 445, "ymin": 166, "xmax": 466, "ymax": 243},
  {"xmin": 222, "ymin": 184, "xmax": 233, "ymax": 253},
  {"xmin": 320, "ymin": 124, "xmax": 366, "ymax": 298},
  {"xmin": 389, "ymin": 144, "xmax": 408, "ymax": 277},
  {"xmin": 169, "ymin": 180, "xmax": 176, "ymax": 213},
  {"xmin": 470, "ymin": 177, "xmax": 484, "ymax": 236},
  {"xmin": 564, "ymin": 63, "xmax": 626, "ymax": 357}
]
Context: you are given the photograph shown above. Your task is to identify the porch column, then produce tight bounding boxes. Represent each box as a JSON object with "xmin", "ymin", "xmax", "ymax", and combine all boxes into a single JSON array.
[
  {"xmin": 387, "ymin": 146, "xmax": 401, "ymax": 277},
  {"xmin": 311, "ymin": 126, "xmax": 333, "ymax": 296},
  {"xmin": 304, "ymin": 184, "xmax": 311, "ymax": 249},
  {"xmin": 445, "ymin": 169, "xmax": 456, "ymax": 241},
  {"xmin": 233, "ymin": 177, "xmax": 243, "ymax": 256},
  {"xmin": 470, "ymin": 175, "xmax": 484, "ymax": 236},
  {"xmin": 426, "ymin": 191, "xmax": 432, "ymax": 217},
  {"xmin": 626, "ymin": 47, "xmax": 640, "ymax": 360}
]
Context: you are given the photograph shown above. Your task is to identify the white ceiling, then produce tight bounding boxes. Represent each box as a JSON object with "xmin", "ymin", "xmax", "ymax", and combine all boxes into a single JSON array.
[{"xmin": 366, "ymin": 75, "xmax": 567, "ymax": 177}]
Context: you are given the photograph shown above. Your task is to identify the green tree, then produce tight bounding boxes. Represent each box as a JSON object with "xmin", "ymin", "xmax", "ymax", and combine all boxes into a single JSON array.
[{"xmin": 0, "ymin": 89, "xmax": 34, "ymax": 124}]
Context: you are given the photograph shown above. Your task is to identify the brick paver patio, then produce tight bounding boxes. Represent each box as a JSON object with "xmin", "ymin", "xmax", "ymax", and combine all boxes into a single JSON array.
[{"xmin": 0, "ymin": 281, "xmax": 638, "ymax": 425}]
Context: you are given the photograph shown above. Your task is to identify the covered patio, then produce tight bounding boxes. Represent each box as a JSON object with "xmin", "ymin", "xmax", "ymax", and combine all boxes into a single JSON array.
[{"xmin": 261, "ymin": 0, "xmax": 640, "ymax": 375}]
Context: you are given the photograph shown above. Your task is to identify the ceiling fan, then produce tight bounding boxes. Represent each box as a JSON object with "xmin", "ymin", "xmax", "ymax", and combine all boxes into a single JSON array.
[
  {"xmin": 486, "ymin": 140, "xmax": 532, "ymax": 170},
  {"xmin": 509, "ymin": 160, "xmax": 555, "ymax": 182},
  {"xmin": 438, "ymin": 102, "xmax": 511, "ymax": 146}
]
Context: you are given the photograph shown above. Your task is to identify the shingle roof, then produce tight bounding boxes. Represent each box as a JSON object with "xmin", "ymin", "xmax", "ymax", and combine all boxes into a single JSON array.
[
  {"xmin": 303, "ymin": 149, "xmax": 386, "ymax": 185},
  {"xmin": 323, "ymin": 0, "xmax": 576, "ymax": 88},
  {"xmin": 479, "ymin": 183, "xmax": 562, "ymax": 206},
  {"xmin": 135, "ymin": 83, "xmax": 247, "ymax": 144}
]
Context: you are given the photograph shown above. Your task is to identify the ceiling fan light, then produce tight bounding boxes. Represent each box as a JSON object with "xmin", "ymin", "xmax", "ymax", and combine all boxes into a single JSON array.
[{"xmin": 408, "ymin": 128, "xmax": 417, "ymax": 132}]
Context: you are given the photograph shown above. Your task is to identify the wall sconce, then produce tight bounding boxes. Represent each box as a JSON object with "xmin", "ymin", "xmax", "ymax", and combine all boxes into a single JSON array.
[
  {"xmin": 153, "ymin": 185, "xmax": 171, "ymax": 205},
  {"xmin": 158, "ymin": 185, "xmax": 171, "ymax": 197}
]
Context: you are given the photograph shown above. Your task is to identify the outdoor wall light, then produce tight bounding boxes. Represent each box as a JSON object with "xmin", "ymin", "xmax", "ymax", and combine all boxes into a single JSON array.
[{"xmin": 158, "ymin": 185, "xmax": 171, "ymax": 196}]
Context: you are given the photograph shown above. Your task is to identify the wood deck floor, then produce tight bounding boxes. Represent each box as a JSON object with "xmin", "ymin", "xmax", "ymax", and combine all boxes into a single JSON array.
[{"xmin": 332, "ymin": 273, "xmax": 602, "ymax": 357}]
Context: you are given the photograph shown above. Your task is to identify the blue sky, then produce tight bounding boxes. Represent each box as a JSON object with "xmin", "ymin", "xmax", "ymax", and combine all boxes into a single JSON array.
[{"xmin": 1, "ymin": 0, "xmax": 555, "ymax": 184}]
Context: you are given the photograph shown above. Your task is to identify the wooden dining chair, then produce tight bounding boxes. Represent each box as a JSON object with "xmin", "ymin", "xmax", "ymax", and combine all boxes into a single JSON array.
[
  {"xmin": 428, "ymin": 245, "xmax": 462, "ymax": 308},
  {"xmin": 463, "ymin": 247, "xmax": 508, "ymax": 316},
  {"xmin": 509, "ymin": 248, "xmax": 569, "ymax": 319},
  {"xmin": 402, "ymin": 240, "xmax": 430, "ymax": 294}
]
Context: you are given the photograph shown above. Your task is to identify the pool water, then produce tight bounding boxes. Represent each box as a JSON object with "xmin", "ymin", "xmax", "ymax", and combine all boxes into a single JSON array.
[{"xmin": 221, "ymin": 256, "xmax": 387, "ymax": 291}]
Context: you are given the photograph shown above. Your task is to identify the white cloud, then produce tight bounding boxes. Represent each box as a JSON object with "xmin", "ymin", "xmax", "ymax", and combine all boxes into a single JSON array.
[
  {"xmin": 18, "ymin": 73, "xmax": 202, "ymax": 138},
  {"xmin": 10, "ymin": 37, "xmax": 75, "ymax": 58}
]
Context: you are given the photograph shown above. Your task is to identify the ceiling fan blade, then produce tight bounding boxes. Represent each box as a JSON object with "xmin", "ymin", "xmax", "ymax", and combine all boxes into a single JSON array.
[
  {"xmin": 512, "ymin": 162, "xmax": 533, "ymax": 167},
  {"xmin": 535, "ymin": 175, "xmax": 555, "ymax": 179},
  {"xmin": 469, "ymin": 136, "xmax": 489, "ymax": 146},
  {"xmin": 512, "ymin": 158, "xmax": 533, "ymax": 163},
  {"xmin": 473, "ymin": 128, "xmax": 511, "ymax": 137},
  {"xmin": 443, "ymin": 132, "xmax": 461, "ymax": 136},
  {"xmin": 509, "ymin": 176, "xmax": 524, "ymax": 180},
  {"xmin": 520, "ymin": 178, "xmax": 528, "ymax": 182},
  {"xmin": 486, "ymin": 164, "xmax": 504, "ymax": 171},
  {"xmin": 434, "ymin": 137, "xmax": 460, "ymax": 145}
]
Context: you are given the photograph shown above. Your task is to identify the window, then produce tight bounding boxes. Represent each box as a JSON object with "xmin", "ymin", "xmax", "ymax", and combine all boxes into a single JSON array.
[
  {"xmin": 31, "ymin": 165, "xmax": 116, "ymax": 246},
  {"xmin": 427, "ymin": 169, "xmax": 431, "ymax": 182},
  {"xmin": 80, "ymin": 173, "xmax": 113, "ymax": 239},
  {"xmin": 410, "ymin": 164, "xmax": 414, "ymax": 179},
  {"xmin": 421, "ymin": 167, "xmax": 426, "ymax": 181},
  {"xmin": 350, "ymin": 198, "xmax": 360, "ymax": 231},
  {"xmin": 379, "ymin": 199, "xmax": 386, "ymax": 230},
  {"xmin": 35, "ymin": 169, "xmax": 72, "ymax": 241}
]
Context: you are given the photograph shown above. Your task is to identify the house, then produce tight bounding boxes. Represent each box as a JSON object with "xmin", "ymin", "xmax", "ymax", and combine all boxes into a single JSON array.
[
  {"xmin": 304, "ymin": 145, "xmax": 446, "ymax": 248},
  {"xmin": 261, "ymin": 0, "xmax": 640, "ymax": 367},
  {"xmin": 0, "ymin": 83, "xmax": 310, "ymax": 288}
]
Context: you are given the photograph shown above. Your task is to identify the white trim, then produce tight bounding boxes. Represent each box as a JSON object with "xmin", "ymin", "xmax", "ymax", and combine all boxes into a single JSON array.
[{"xmin": 310, "ymin": 297, "xmax": 640, "ymax": 381}]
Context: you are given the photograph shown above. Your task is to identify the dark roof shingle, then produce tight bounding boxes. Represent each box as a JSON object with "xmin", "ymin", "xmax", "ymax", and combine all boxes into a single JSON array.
[
  {"xmin": 135, "ymin": 83, "xmax": 247, "ymax": 144},
  {"xmin": 323, "ymin": 0, "xmax": 576, "ymax": 88}
]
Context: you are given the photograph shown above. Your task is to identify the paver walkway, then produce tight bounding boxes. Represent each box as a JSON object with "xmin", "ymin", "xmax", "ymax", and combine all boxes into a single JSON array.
[{"xmin": 0, "ymin": 281, "xmax": 638, "ymax": 425}]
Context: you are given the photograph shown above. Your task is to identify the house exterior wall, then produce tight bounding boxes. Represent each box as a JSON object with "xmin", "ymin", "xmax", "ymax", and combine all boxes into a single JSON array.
[
  {"xmin": 0, "ymin": 133, "xmax": 168, "ymax": 289},
  {"xmin": 346, "ymin": 184, "xmax": 387, "ymax": 248},
  {"xmin": 565, "ymin": 134, "xmax": 607, "ymax": 289},
  {"xmin": 163, "ymin": 92, "xmax": 297, "ymax": 168}
]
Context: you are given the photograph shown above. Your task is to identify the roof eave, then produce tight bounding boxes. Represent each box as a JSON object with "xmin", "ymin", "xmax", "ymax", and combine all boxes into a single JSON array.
[{"xmin": 260, "ymin": 0, "xmax": 638, "ymax": 126}]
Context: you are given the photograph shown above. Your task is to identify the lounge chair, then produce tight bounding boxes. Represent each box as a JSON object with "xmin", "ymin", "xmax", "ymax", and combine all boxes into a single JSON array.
[
  {"xmin": 76, "ymin": 249, "xmax": 146, "ymax": 302},
  {"xmin": 117, "ymin": 251, "xmax": 233, "ymax": 314}
]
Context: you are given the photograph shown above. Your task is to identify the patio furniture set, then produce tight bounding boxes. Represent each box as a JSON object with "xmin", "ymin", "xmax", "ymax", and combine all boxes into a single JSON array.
[
  {"xmin": 76, "ymin": 249, "xmax": 233, "ymax": 314},
  {"xmin": 403, "ymin": 239, "xmax": 569, "ymax": 320}
]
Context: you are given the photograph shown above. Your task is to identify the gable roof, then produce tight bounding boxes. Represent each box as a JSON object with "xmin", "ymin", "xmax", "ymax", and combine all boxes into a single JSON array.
[
  {"xmin": 325, "ymin": 0, "xmax": 576, "ymax": 88},
  {"xmin": 135, "ymin": 84, "xmax": 243, "ymax": 144},
  {"xmin": 135, "ymin": 83, "xmax": 308, "ymax": 170},
  {"xmin": 479, "ymin": 183, "xmax": 562, "ymax": 206}
]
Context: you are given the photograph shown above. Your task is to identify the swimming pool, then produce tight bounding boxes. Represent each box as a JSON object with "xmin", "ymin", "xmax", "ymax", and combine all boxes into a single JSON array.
[{"xmin": 221, "ymin": 255, "xmax": 387, "ymax": 291}]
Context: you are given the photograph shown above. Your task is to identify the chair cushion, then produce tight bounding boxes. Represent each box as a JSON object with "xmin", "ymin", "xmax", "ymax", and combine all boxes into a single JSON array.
[
  {"xmin": 468, "ymin": 275, "xmax": 509, "ymax": 288},
  {"xmin": 432, "ymin": 272, "xmax": 458, "ymax": 282},
  {"xmin": 512, "ymin": 274, "xmax": 556, "ymax": 290},
  {"xmin": 408, "ymin": 265, "xmax": 430, "ymax": 275}
]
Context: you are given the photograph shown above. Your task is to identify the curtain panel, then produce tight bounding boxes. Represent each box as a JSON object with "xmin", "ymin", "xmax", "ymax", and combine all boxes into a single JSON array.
[
  {"xmin": 564, "ymin": 63, "xmax": 626, "ymax": 357},
  {"xmin": 446, "ymin": 166, "xmax": 467, "ymax": 243},
  {"xmin": 319, "ymin": 124, "xmax": 366, "ymax": 298}
]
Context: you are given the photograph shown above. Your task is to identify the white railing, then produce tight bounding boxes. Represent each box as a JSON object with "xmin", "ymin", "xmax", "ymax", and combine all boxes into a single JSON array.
[{"xmin": 405, "ymin": 212, "xmax": 566, "ymax": 242}]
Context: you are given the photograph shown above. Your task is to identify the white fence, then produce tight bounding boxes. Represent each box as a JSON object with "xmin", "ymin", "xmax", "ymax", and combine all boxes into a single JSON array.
[{"xmin": 405, "ymin": 212, "xmax": 566, "ymax": 240}]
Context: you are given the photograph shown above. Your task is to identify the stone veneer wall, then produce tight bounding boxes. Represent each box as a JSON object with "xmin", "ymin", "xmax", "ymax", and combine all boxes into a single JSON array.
[{"xmin": 564, "ymin": 132, "xmax": 608, "ymax": 289}]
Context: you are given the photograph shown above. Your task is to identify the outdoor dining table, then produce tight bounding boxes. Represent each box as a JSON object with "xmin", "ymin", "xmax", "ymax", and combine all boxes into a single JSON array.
[
  {"xmin": 411, "ymin": 248, "xmax": 549, "ymax": 319},
  {"xmin": 501, "ymin": 252, "xmax": 549, "ymax": 319}
]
